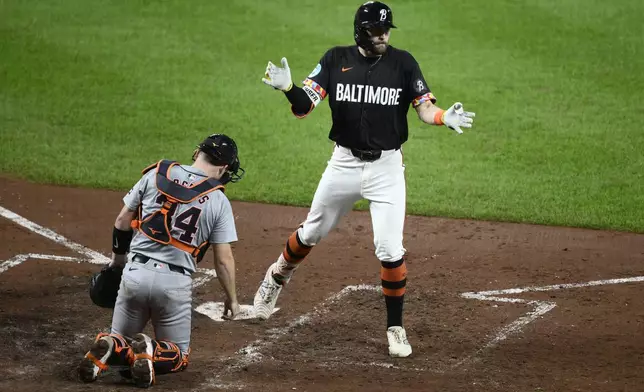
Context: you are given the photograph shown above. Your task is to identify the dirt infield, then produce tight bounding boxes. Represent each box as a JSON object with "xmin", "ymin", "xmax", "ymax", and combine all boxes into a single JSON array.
[{"xmin": 1, "ymin": 175, "xmax": 643, "ymax": 392}]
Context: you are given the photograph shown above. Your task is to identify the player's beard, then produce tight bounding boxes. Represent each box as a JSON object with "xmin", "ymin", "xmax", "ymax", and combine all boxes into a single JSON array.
[{"xmin": 371, "ymin": 42, "xmax": 388, "ymax": 55}]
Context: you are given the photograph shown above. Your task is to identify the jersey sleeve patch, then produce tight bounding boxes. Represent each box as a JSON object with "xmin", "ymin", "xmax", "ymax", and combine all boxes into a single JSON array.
[
  {"xmin": 303, "ymin": 78, "xmax": 328, "ymax": 100},
  {"xmin": 412, "ymin": 92, "xmax": 437, "ymax": 107},
  {"xmin": 308, "ymin": 63, "xmax": 322, "ymax": 78}
]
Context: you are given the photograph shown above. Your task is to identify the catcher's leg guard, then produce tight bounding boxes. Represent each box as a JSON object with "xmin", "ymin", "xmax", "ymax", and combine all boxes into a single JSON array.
[
  {"xmin": 152, "ymin": 340, "xmax": 190, "ymax": 375},
  {"xmin": 130, "ymin": 334, "xmax": 189, "ymax": 388},
  {"xmin": 131, "ymin": 333, "xmax": 155, "ymax": 388},
  {"xmin": 78, "ymin": 333, "xmax": 132, "ymax": 383}
]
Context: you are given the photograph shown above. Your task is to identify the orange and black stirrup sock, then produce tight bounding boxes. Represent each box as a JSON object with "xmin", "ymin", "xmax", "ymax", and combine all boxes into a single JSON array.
[
  {"xmin": 275, "ymin": 231, "xmax": 313, "ymax": 283},
  {"xmin": 381, "ymin": 258, "xmax": 407, "ymax": 328},
  {"xmin": 282, "ymin": 230, "xmax": 313, "ymax": 264}
]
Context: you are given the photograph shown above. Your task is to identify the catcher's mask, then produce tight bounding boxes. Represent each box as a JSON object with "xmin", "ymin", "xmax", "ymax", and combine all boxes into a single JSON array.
[
  {"xmin": 354, "ymin": 1, "xmax": 396, "ymax": 53},
  {"xmin": 194, "ymin": 133, "xmax": 245, "ymax": 184}
]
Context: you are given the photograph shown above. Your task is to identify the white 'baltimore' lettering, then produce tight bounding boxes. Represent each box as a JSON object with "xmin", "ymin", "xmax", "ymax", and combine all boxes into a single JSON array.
[
  {"xmin": 367, "ymin": 86, "xmax": 380, "ymax": 104},
  {"xmin": 336, "ymin": 83, "xmax": 402, "ymax": 106},
  {"xmin": 356, "ymin": 85, "xmax": 364, "ymax": 101},
  {"xmin": 342, "ymin": 85, "xmax": 351, "ymax": 102}
]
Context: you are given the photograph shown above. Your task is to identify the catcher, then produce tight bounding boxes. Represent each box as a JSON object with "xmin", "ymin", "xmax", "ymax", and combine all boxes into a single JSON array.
[{"xmin": 78, "ymin": 134, "xmax": 245, "ymax": 387}]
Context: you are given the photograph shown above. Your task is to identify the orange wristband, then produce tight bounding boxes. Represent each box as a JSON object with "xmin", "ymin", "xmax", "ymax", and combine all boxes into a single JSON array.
[{"xmin": 433, "ymin": 110, "xmax": 445, "ymax": 125}]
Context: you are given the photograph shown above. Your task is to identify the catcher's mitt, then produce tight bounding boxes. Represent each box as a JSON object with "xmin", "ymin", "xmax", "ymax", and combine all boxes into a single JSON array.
[{"xmin": 89, "ymin": 264, "xmax": 123, "ymax": 308}]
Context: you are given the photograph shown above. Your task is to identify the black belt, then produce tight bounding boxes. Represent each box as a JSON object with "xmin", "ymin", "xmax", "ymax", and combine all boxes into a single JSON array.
[
  {"xmin": 349, "ymin": 147, "xmax": 382, "ymax": 162},
  {"xmin": 132, "ymin": 254, "xmax": 187, "ymax": 275}
]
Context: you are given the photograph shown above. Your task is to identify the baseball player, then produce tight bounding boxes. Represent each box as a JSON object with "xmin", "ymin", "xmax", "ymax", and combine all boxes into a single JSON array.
[
  {"xmin": 78, "ymin": 134, "xmax": 245, "ymax": 387},
  {"xmin": 255, "ymin": 1, "xmax": 475, "ymax": 358}
]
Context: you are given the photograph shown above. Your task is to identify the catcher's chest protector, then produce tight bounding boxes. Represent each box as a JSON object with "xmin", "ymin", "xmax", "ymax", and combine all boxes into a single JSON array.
[{"xmin": 133, "ymin": 160, "xmax": 224, "ymax": 257}]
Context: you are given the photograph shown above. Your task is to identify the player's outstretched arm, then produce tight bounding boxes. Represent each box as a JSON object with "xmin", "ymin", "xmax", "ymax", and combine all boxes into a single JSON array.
[
  {"xmin": 415, "ymin": 101, "xmax": 476, "ymax": 134},
  {"xmin": 261, "ymin": 57, "xmax": 315, "ymax": 117},
  {"xmin": 212, "ymin": 242, "xmax": 241, "ymax": 320}
]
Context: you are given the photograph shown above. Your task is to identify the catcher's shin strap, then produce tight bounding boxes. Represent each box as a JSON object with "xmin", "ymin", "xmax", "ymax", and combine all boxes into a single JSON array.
[{"xmin": 131, "ymin": 160, "xmax": 224, "ymax": 259}]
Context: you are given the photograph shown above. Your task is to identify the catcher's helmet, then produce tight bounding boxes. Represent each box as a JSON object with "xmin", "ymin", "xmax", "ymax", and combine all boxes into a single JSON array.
[
  {"xmin": 354, "ymin": 1, "xmax": 396, "ymax": 52},
  {"xmin": 196, "ymin": 133, "xmax": 245, "ymax": 184}
]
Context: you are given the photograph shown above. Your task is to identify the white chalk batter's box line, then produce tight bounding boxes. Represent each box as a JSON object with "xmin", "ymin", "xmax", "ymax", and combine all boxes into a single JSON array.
[
  {"xmin": 2, "ymin": 205, "xmax": 644, "ymax": 376},
  {"xmin": 0, "ymin": 253, "xmax": 219, "ymax": 288}
]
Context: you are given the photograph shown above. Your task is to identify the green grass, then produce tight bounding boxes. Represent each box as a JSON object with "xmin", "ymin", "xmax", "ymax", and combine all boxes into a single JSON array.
[{"xmin": 1, "ymin": 0, "xmax": 643, "ymax": 231}]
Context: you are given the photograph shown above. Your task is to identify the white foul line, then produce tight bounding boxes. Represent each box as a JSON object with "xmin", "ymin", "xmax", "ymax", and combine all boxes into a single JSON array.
[
  {"xmin": 458, "ymin": 275, "xmax": 644, "ymax": 368},
  {"xmin": 0, "ymin": 206, "xmax": 110, "ymax": 264},
  {"xmin": 0, "ymin": 254, "xmax": 29, "ymax": 274},
  {"xmin": 0, "ymin": 254, "xmax": 83, "ymax": 274}
]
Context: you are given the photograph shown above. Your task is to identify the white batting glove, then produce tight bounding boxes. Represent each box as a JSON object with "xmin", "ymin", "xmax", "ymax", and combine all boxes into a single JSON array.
[
  {"xmin": 262, "ymin": 57, "xmax": 293, "ymax": 92},
  {"xmin": 442, "ymin": 102, "xmax": 476, "ymax": 134}
]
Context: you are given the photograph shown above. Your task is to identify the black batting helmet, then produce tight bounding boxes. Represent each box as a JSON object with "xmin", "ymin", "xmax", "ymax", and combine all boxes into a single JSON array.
[
  {"xmin": 196, "ymin": 133, "xmax": 245, "ymax": 184},
  {"xmin": 354, "ymin": 1, "xmax": 396, "ymax": 52}
]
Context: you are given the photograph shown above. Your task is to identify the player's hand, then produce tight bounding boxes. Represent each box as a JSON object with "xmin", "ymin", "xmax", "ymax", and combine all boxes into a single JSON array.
[
  {"xmin": 262, "ymin": 57, "xmax": 293, "ymax": 92},
  {"xmin": 442, "ymin": 102, "xmax": 476, "ymax": 134},
  {"xmin": 222, "ymin": 298, "xmax": 241, "ymax": 320}
]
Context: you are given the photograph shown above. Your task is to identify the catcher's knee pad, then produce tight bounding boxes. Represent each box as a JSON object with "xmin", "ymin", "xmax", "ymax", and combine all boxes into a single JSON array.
[
  {"xmin": 94, "ymin": 333, "xmax": 134, "ymax": 366},
  {"xmin": 380, "ymin": 258, "xmax": 407, "ymax": 297},
  {"xmin": 152, "ymin": 340, "xmax": 189, "ymax": 374}
]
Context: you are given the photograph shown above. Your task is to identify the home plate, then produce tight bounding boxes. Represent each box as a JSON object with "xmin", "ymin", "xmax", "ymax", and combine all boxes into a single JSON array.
[{"xmin": 195, "ymin": 302, "xmax": 279, "ymax": 322}]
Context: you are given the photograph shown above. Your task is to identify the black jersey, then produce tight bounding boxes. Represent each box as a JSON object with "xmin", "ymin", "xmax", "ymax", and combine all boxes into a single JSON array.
[{"xmin": 301, "ymin": 45, "xmax": 436, "ymax": 151}]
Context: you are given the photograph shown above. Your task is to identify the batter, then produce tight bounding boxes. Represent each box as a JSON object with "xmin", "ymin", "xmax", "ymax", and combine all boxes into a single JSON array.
[{"xmin": 255, "ymin": 1, "xmax": 476, "ymax": 357}]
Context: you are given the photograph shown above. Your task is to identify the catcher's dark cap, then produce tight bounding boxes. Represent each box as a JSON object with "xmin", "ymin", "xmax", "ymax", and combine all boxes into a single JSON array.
[
  {"xmin": 197, "ymin": 134, "xmax": 238, "ymax": 166},
  {"xmin": 197, "ymin": 133, "xmax": 245, "ymax": 184}
]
